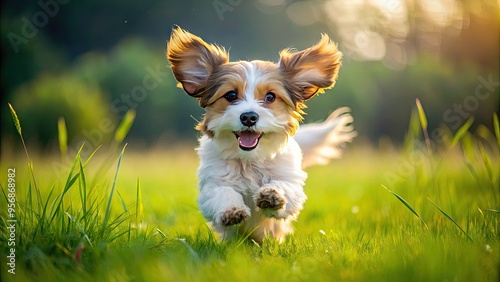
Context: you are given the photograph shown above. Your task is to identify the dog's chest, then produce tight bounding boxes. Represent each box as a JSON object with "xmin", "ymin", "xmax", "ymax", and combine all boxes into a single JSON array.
[{"xmin": 227, "ymin": 159, "xmax": 273, "ymax": 193}]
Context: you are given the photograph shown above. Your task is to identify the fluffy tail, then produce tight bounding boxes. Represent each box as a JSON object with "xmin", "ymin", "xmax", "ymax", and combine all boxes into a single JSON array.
[{"xmin": 295, "ymin": 107, "xmax": 357, "ymax": 169}]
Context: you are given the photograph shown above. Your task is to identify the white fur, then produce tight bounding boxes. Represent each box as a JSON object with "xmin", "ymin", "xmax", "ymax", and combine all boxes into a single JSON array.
[
  {"xmin": 166, "ymin": 28, "xmax": 355, "ymax": 243},
  {"xmin": 296, "ymin": 107, "xmax": 357, "ymax": 168},
  {"xmin": 197, "ymin": 135, "xmax": 307, "ymax": 243},
  {"xmin": 194, "ymin": 62, "xmax": 355, "ymax": 243}
]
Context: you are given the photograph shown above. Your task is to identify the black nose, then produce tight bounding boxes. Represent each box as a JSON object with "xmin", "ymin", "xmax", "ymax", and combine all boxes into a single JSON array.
[{"xmin": 240, "ymin": 112, "xmax": 259, "ymax": 127}]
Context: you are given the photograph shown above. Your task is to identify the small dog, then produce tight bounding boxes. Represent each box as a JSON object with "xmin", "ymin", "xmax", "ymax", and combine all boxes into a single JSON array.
[{"xmin": 166, "ymin": 27, "xmax": 356, "ymax": 243}]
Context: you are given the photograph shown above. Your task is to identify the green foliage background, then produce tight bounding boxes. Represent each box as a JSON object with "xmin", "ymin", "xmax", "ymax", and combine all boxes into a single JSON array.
[{"xmin": 1, "ymin": 0, "xmax": 499, "ymax": 150}]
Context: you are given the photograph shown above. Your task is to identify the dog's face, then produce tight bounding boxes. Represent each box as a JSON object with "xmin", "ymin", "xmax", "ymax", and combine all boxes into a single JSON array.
[{"xmin": 167, "ymin": 27, "xmax": 342, "ymax": 159}]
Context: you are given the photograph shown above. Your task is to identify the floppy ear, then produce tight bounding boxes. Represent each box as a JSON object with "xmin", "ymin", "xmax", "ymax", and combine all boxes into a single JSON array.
[
  {"xmin": 166, "ymin": 26, "xmax": 229, "ymax": 97},
  {"xmin": 279, "ymin": 34, "xmax": 342, "ymax": 102}
]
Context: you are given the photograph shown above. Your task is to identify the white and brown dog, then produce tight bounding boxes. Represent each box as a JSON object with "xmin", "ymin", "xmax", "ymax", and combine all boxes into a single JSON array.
[{"xmin": 166, "ymin": 27, "xmax": 356, "ymax": 243}]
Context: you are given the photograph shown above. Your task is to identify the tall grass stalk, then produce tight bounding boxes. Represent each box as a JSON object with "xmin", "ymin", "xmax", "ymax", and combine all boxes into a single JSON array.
[
  {"xmin": 382, "ymin": 185, "xmax": 428, "ymax": 229},
  {"xmin": 58, "ymin": 117, "xmax": 68, "ymax": 160},
  {"xmin": 8, "ymin": 103, "xmax": 40, "ymax": 205},
  {"xmin": 2, "ymin": 103, "xmax": 146, "ymax": 278},
  {"xmin": 427, "ymin": 198, "xmax": 474, "ymax": 241},
  {"xmin": 101, "ymin": 144, "xmax": 128, "ymax": 236},
  {"xmin": 8, "ymin": 103, "xmax": 30, "ymax": 162},
  {"xmin": 415, "ymin": 98, "xmax": 431, "ymax": 156},
  {"xmin": 492, "ymin": 113, "xmax": 499, "ymax": 150},
  {"xmin": 90, "ymin": 109, "xmax": 136, "ymax": 187},
  {"xmin": 135, "ymin": 177, "xmax": 144, "ymax": 237}
]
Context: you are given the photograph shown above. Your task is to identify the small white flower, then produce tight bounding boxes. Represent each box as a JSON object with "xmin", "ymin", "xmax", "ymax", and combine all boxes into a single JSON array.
[
  {"xmin": 319, "ymin": 229, "xmax": 326, "ymax": 235},
  {"xmin": 485, "ymin": 244, "xmax": 491, "ymax": 253}
]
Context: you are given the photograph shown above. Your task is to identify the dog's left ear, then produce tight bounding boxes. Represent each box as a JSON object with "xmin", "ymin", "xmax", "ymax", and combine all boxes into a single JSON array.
[
  {"xmin": 279, "ymin": 34, "xmax": 342, "ymax": 102},
  {"xmin": 167, "ymin": 26, "xmax": 229, "ymax": 97}
]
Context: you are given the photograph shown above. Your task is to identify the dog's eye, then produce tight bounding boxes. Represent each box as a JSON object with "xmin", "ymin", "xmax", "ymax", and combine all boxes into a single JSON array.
[
  {"xmin": 264, "ymin": 92, "xmax": 276, "ymax": 104},
  {"xmin": 224, "ymin": 91, "xmax": 238, "ymax": 102}
]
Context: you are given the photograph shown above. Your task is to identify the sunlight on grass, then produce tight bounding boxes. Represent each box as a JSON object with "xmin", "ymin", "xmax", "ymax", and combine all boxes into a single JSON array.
[{"xmin": 0, "ymin": 104, "xmax": 499, "ymax": 281}]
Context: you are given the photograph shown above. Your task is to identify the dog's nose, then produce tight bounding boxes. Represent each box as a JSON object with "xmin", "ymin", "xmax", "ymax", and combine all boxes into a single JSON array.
[{"xmin": 240, "ymin": 112, "xmax": 259, "ymax": 127}]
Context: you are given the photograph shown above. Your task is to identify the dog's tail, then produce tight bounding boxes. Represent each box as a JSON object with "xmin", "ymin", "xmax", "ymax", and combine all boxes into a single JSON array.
[{"xmin": 295, "ymin": 107, "xmax": 357, "ymax": 169}]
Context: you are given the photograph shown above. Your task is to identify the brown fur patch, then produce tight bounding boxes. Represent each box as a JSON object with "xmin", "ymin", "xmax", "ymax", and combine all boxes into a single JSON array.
[
  {"xmin": 166, "ymin": 28, "xmax": 342, "ymax": 137},
  {"xmin": 196, "ymin": 61, "xmax": 310, "ymax": 137},
  {"xmin": 167, "ymin": 27, "xmax": 229, "ymax": 98},
  {"xmin": 279, "ymin": 34, "xmax": 342, "ymax": 102}
]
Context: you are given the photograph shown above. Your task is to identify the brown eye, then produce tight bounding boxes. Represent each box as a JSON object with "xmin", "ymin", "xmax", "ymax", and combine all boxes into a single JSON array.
[
  {"xmin": 265, "ymin": 92, "xmax": 276, "ymax": 104},
  {"xmin": 224, "ymin": 91, "xmax": 238, "ymax": 102}
]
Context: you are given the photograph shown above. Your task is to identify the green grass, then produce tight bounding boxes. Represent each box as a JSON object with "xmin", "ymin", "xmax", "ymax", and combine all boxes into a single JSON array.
[{"xmin": 0, "ymin": 105, "xmax": 499, "ymax": 282}]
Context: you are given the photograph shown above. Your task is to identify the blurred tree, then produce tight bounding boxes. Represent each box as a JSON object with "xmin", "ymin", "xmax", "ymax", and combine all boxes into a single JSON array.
[
  {"xmin": 1, "ymin": 0, "xmax": 498, "ymax": 148},
  {"xmin": 1, "ymin": 19, "xmax": 69, "ymax": 95},
  {"xmin": 305, "ymin": 57, "xmax": 499, "ymax": 142},
  {"xmin": 10, "ymin": 73, "xmax": 113, "ymax": 149},
  {"xmin": 72, "ymin": 38, "xmax": 202, "ymax": 145}
]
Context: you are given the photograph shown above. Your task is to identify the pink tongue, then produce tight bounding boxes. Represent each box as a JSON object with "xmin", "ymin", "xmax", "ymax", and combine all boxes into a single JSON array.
[{"xmin": 238, "ymin": 131, "xmax": 260, "ymax": 148}]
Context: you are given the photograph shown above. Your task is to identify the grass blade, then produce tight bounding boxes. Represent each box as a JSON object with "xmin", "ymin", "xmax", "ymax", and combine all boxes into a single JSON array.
[
  {"xmin": 450, "ymin": 117, "xmax": 474, "ymax": 148},
  {"xmin": 483, "ymin": 209, "xmax": 500, "ymax": 214},
  {"xmin": 83, "ymin": 144, "xmax": 102, "ymax": 167},
  {"xmin": 114, "ymin": 110, "xmax": 136, "ymax": 143},
  {"xmin": 156, "ymin": 228, "xmax": 167, "ymax": 240},
  {"xmin": 461, "ymin": 133, "xmax": 475, "ymax": 163},
  {"xmin": 78, "ymin": 157, "xmax": 88, "ymax": 228},
  {"xmin": 58, "ymin": 117, "xmax": 68, "ymax": 158},
  {"xmin": 8, "ymin": 102, "xmax": 28, "ymax": 158},
  {"xmin": 427, "ymin": 198, "xmax": 473, "ymax": 241},
  {"xmin": 415, "ymin": 98, "xmax": 428, "ymax": 130},
  {"xmin": 135, "ymin": 177, "xmax": 143, "ymax": 230},
  {"xmin": 175, "ymin": 238, "xmax": 200, "ymax": 261},
  {"xmin": 493, "ymin": 113, "xmax": 500, "ymax": 150},
  {"xmin": 382, "ymin": 185, "xmax": 428, "ymax": 229},
  {"xmin": 8, "ymin": 103, "xmax": 22, "ymax": 136},
  {"xmin": 403, "ymin": 108, "xmax": 421, "ymax": 152},
  {"xmin": 416, "ymin": 98, "xmax": 431, "ymax": 154},
  {"xmin": 49, "ymin": 145, "xmax": 84, "ymax": 224},
  {"xmin": 9, "ymin": 103, "xmax": 38, "ymax": 192},
  {"xmin": 65, "ymin": 212, "xmax": 93, "ymax": 247},
  {"xmin": 102, "ymin": 144, "xmax": 128, "ymax": 234},
  {"xmin": 40, "ymin": 184, "xmax": 55, "ymax": 217},
  {"xmin": 116, "ymin": 190, "xmax": 129, "ymax": 213}
]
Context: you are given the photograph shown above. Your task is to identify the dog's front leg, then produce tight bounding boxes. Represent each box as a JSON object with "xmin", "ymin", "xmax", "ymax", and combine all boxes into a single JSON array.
[
  {"xmin": 198, "ymin": 185, "xmax": 251, "ymax": 228},
  {"xmin": 254, "ymin": 180, "xmax": 307, "ymax": 220}
]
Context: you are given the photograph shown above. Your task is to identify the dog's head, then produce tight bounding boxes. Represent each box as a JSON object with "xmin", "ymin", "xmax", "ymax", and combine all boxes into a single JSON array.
[{"xmin": 166, "ymin": 27, "xmax": 342, "ymax": 159}]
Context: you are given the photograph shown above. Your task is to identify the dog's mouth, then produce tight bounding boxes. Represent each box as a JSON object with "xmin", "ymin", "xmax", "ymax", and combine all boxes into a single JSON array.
[{"xmin": 233, "ymin": 131, "xmax": 264, "ymax": 151}]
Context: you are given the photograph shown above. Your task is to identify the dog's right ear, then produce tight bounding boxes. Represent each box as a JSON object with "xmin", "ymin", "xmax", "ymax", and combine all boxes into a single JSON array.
[{"xmin": 166, "ymin": 27, "xmax": 229, "ymax": 97}]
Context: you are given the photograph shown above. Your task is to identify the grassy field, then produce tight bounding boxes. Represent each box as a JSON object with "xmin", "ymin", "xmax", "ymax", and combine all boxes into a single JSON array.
[{"xmin": 1, "ymin": 108, "xmax": 499, "ymax": 281}]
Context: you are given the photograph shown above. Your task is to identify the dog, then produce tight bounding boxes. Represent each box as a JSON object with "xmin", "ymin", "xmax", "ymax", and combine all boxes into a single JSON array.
[{"xmin": 166, "ymin": 27, "xmax": 356, "ymax": 243}]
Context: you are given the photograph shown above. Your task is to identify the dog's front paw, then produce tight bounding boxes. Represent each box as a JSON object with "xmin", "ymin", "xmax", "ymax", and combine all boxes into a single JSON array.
[
  {"xmin": 256, "ymin": 187, "xmax": 286, "ymax": 211},
  {"xmin": 219, "ymin": 207, "xmax": 249, "ymax": 226}
]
